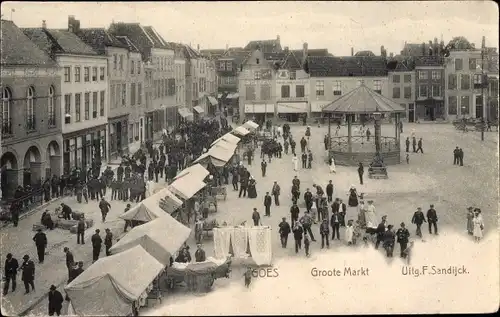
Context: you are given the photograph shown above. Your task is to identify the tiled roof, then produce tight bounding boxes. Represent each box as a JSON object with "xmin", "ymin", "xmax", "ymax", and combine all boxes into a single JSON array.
[
  {"xmin": 142, "ymin": 26, "xmax": 171, "ymax": 49},
  {"xmin": 414, "ymin": 56, "xmax": 444, "ymax": 67},
  {"xmin": 183, "ymin": 44, "xmax": 202, "ymax": 59},
  {"xmin": 1, "ymin": 20, "xmax": 56, "ymax": 66},
  {"xmin": 264, "ymin": 52, "xmax": 286, "ymax": 62},
  {"xmin": 200, "ymin": 49, "xmax": 226, "ymax": 58},
  {"xmin": 109, "ymin": 23, "xmax": 171, "ymax": 60},
  {"xmin": 22, "ymin": 27, "xmax": 98, "ymax": 57},
  {"xmin": 76, "ymin": 28, "xmax": 128, "ymax": 54},
  {"xmin": 308, "ymin": 49, "xmax": 331, "ymax": 57},
  {"xmin": 244, "ymin": 40, "xmax": 281, "ymax": 53},
  {"xmin": 388, "ymin": 59, "xmax": 415, "ymax": 72},
  {"xmin": 354, "ymin": 50, "xmax": 376, "ymax": 57},
  {"xmin": 307, "ymin": 56, "xmax": 388, "ymax": 77},
  {"xmin": 280, "ymin": 51, "xmax": 303, "ymax": 70},
  {"xmin": 323, "ymin": 85, "xmax": 405, "ymax": 114},
  {"xmin": 115, "ymin": 36, "xmax": 140, "ymax": 53}
]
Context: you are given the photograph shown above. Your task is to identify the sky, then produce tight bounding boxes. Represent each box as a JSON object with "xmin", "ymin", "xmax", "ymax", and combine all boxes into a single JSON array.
[{"xmin": 1, "ymin": 1, "xmax": 498, "ymax": 56}]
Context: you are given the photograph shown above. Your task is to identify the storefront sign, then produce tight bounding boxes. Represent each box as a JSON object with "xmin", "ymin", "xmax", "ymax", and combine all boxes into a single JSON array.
[{"xmin": 276, "ymin": 103, "xmax": 308, "ymax": 113}]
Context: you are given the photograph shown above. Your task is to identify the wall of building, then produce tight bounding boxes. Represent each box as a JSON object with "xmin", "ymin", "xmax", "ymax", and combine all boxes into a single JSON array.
[
  {"xmin": 444, "ymin": 50, "xmax": 483, "ymax": 120},
  {"xmin": 388, "ymin": 71, "xmax": 416, "ymax": 120},
  {"xmin": 1, "ymin": 66, "xmax": 64, "ymax": 194}
]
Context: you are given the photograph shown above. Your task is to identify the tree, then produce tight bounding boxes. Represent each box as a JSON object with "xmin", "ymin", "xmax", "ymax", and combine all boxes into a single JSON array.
[{"xmin": 447, "ymin": 37, "xmax": 475, "ymax": 50}]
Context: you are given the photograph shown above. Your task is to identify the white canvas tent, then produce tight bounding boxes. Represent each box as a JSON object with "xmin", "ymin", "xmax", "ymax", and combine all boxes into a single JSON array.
[
  {"xmin": 174, "ymin": 163, "xmax": 210, "ymax": 181},
  {"xmin": 211, "ymin": 140, "xmax": 237, "ymax": 153},
  {"xmin": 211, "ymin": 133, "xmax": 241, "ymax": 146},
  {"xmin": 242, "ymin": 120, "xmax": 259, "ymax": 131},
  {"xmin": 168, "ymin": 174, "xmax": 207, "ymax": 200},
  {"xmin": 193, "ymin": 145, "xmax": 235, "ymax": 167},
  {"xmin": 109, "ymin": 216, "xmax": 191, "ymax": 266},
  {"xmin": 119, "ymin": 201, "xmax": 165, "ymax": 223},
  {"xmin": 231, "ymin": 126, "xmax": 250, "ymax": 136},
  {"xmin": 65, "ymin": 245, "xmax": 163, "ymax": 316},
  {"xmin": 146, "ymin": 187, "xmax": 183, "ymax": 214}
]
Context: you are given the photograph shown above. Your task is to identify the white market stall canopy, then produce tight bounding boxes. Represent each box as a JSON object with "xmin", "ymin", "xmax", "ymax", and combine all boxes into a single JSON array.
[
  {"xmin": 147, "ymin": 187, "xmax": 183, "ymax": 214},
  {"xmin": 174, "ymin": 163, "xmax": 210, "ymax": 181},
  {"xmin": 65, "ymin": 245, "xmax": 163, "ymax": 316},
  {"xmin": 193, "ymin": 105, "xmax": 205, "ymax": 114},
  {"xmin": 242, "ymin": 120, "xmax": 259, "ymax": 131},
  {"xmin": 231, "ymin": 126, "xmax": 250, "ymax": 136},
  {"xmin": 194, "ymin": 144, "xmax": 235, "ymax": 167},
  {"xmin": 207, "ymin": 96, "xmax": 218, "ymax": 106},
  {"xmin": 211, "ymin": 140, "xmax": 237, "ymax": 153},
  {"xmin": 110, "ymin": 217, "xmax": 191, "ymax": 266},
  {"xmin": 211, "ymin": 133, "xmax": 241, "ymax": 146},
  {"xmin": 168, "ymin": 174, "xmax": 207, "ymax": 200},
  {"xmin": 178, "ymin": 107, "xmax": 194, "ymax": 119}
]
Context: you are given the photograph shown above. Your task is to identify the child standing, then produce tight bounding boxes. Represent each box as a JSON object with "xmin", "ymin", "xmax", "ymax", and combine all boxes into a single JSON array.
[
  {"xmin": 345, "ymin": 220, "xmax": 354, "ymax": 245},
  {"xmin": 243, "ymin": 267, "xmax": 252, "ymax": 288},
  {"xmin": 304, "ymin": 234, "xmax": 310, "ymax": 257},
  {"xmin": 406, "ymin": 154, "xmax": 410, "ymax": 164}
]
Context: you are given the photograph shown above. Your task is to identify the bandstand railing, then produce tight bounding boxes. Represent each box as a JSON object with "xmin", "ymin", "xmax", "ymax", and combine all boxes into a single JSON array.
[{"xmin": 329, "ymin": 136, "xmax": 400, "ymax": 153}]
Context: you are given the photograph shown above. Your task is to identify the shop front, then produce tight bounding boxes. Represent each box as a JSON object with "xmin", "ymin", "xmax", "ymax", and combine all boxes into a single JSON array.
[
  {"xmin": 244, "ymin": 103, "xmax": 275, "ymax": 125},
  {"xmin": 207, "ymin": 95, "xmax": 218, "ymax": 116},
  {"xmin": 311, "ymin": 101, "xmax": 332, "ymax": 118},
  {"xmin": 276, "ymin": 102, "xmax": 308, "ymax": 122},
  {"xmin": 193, "ymin": 105, "xmax": 205, "ymax": 121},
  {"xmin": 415, "ymin": 98, "xmax": 445, "ymax": 121},
  {"xmin": 108, "ymin": 115, "xmax": 129, "ymax": 160},
  {"xmin": 177, "ymin": 107, "xmax": 194, "ymax": 123},
  {"xmin": 63, "ymin": 124, "xmax": 107, "ymax": 174}
]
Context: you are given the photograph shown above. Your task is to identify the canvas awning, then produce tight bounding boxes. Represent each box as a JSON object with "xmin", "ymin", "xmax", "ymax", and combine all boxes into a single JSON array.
[
  {"xmin": 65, "ymin": 246, "xmax": 163, "ymax": 316},
  {"xmin": 207, "ymin": 96, "xmax": 218, "ymax": 106},
  {"xmin": 242, "ymin": 120, "xmax": 259, "ymax": 131},
  {"xmin": 193, "ymin": 145, "xmax": 235, "ymax": 167},
  {"xmin": 244, "ymin": 103, "xmax": 274, "ymax": 113},
  {"xmin": 231, "ymin": 93, "xmax": 239, "ymax": 99},
  {"xmin": 119, "ymin": 201, "xmax": 165, "ymax": 223},
  {"xmin": 211, "ymin": 140, "xmax": 237, "ymax": 153},
  {"xmin": 226, "ymin": 93, "xmax": 234, "ymax": 99},
  {"xmin": 174, "ymin": 163, "xmax": 210, "ymax": 181},
  {"xmin": 109, "ymin": 217, "xmax": 191, "ymax": 266},
  {"xmin": 178, "ymin": 107, "xmax": 194, "ymax": 118},
  {"xmin": 168, "ymin": 175, "xmax": 207, "ymax": 200},
  {"xmin": 232, "ymin": 126, "xmax": 250, "ymax": 136},
  {"xmin": 193, "ymin": 105, "xmax": 205, "ymax": 114},
  {"xmin": 217, "ymin": 93, "xmax": 222, "ymax": 98},
  {"xmin": 277, "ymin": 102, "xmax": 308, "ymax": 113},
  {"xmin": 211, "ymin": 133, "xmax": 241, "ymax": 146},
  {"xmin": 147, "ymin": 187, "xmax": 183, "ymax": 214}
]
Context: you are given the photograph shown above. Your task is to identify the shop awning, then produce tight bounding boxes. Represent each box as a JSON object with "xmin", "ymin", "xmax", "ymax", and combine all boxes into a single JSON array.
[
  {"xmin": 277, "ymin": 102, "xmax": 307, "ymax": 113},
  {"xmin": 244, "ymin": 103, "xmax": 274, "ymax": 114},
  {"xmin": 148, "ymin": 187, "xmax": 183, "ymax": 214},
  {"xmin": 231, "ymin": 93, "xmax": 239, "ymax": 99},
  {"xmin": 207, "ymin": 96, "xmax": 218, "ymax": 106},
  {"xmin": 211, "ymin": 133, "xmax": 241, "ymax": 146},
  {"xmin": 217, "ymin": 93, "xmax": 222, "ymax": 98},
  {"xmin": 193, "ymin": 146, "xmax": 235, "ymax": 167},
  {"xmin": 168, "ymin": 175, "xmax": 206, "ymax": 200},
  {"xmin": 174, "ymin": 163, "xmax": 210, "ymax": 181},
  {"xmin": 178, "ymin": 107, "xmax": 194, "ymax": 118},
  {"xmin": 226, "ymin": 93, "xmax": 234, "ymax": 99},
  {"xmin": 211, "ymin": 140, "xmax": 237, "ymax": 153},
  {"xmin": 311, "ymin": 101, "xmax": 332, "ymax": 112},
  {"xmin": 193, "ymin": 105, "xmax": 205, "ymax": 114},
  {"xmin": 232, "ymin": 126, "xmax": 251, "ymax": 136},
  {"xmin": 242, "ymin": 120, "xmax": 259, "ymax": 131}
]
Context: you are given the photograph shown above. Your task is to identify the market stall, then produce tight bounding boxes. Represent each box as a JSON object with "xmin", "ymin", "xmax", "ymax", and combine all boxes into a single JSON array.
[
  {"xmin": 242, "ymin": 120, "xmax": 259, "ymax": 131},
  {"xmin": 211, "ymin": 133, "xmax": 241, "ymax": 147},
  {"xmin": 65, "ymin": 245, "xmax": 164, "ymax": 316},
  {"xmin": 119, "ymin": 200, "xmax": 167, "ymax": 225},
  {"xmin": 231, "ymin": 126, "xmax": 251, "ymax": 137},
  {"xmin": 110, "ymin": 216, "xmax": 191, "ymax": 266},
  {"xmin": 168, "ymin": 174, "xmax": 207, "ymax": 201},
  {"xmin": 166, "ymin": 257, "xmax": 232, "ymax": 292},
  {"xmin": 193, "ymin": 144, "xmax": 235, "ymax": 167},
  {"xmin": 174, "ymin": 163, "xmax": 210, "ymax": 181}
]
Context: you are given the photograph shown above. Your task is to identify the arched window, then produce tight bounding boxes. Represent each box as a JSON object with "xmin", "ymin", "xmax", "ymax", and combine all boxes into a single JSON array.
[
  {"xmin": 26, "ymin": 86, "xmax": 36, "ymax": 130},
  {"xmin": 48, "ymin": 86, "xmax": 56, "ymax": 127},
  {"xmin": 1, "ymin": 87, "xmax": 12, "ymax": 135}
]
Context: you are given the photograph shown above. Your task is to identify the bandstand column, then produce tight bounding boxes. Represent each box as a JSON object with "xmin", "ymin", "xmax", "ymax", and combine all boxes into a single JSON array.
[
  {"xmin": 327, "ymin": 115, "xmax": 331, "ymax": 151},
  {"xmin": 347, "ymin": 114, "xmax": 352, "ymax": 153},
  {"xmin": 394, "ymin": 113, "xmax": 400, "ymax": 147},
  {"xmin": 374, "ymin": 114, "xmax": 382, "ymax": 154}
]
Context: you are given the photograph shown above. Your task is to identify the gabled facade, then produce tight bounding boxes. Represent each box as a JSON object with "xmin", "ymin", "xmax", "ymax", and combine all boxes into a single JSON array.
[
  {"xmin": 413, "ymin": 55, "xmax": 445, "ymax": 121},
  {"xmin": 108, "ymin": 22, "xmax": 175, "ymax": 141},
  {"xmin": 244, "ymin": 35, "xmax": 282, "ymax": 53},
  {"xmin": 22, "ymin": 21, "xmax": 108, "ymax": 175},
  {"xmin": 238, "ymin": 49, "xmax": 276, "ymax": 123},
  {"xmin": 307, "ymin": 56, "xmax": 389, "ymax": 118},
  {"xmin": 1, "ymin": 20, "xmax": 64, "ymax": 199},
  {"xmin": 387, "ymin": 60, "xmax": 416, "ymax": 121},
  {"xmin": 172, "ymin": 46, "xmax": 186, "ymax": 128},
  {"xmin": 217, "ymin": 49, "xmax": 251, "ymax": 114}
]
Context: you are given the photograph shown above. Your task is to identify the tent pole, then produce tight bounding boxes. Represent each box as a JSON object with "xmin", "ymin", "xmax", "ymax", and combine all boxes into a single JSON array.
[{"xmin": 347, "ymin": 114, "xmax": 352, "ymax": 153}]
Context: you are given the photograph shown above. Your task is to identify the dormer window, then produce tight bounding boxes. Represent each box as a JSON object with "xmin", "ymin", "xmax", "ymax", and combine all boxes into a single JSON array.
[{"xmin": 256, "ymin": 58, "xmax": 260, "ymax": 65}]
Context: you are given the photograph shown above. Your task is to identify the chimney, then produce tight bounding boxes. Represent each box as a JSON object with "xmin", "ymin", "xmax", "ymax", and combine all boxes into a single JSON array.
[
  {"xmin": 276, "ymin": 35, "xmax": 280, "ymax": 43},
  {"xmin": 303, "ymin": 42, "xmax": 308, "ymax": 57},
  {"xmin": 380, "ymin": 45, "xmax": 387, "ymax": 58},
  {"xmin": 42, "ymin": 20, "xmax": 46, "ymax": 29},
  {"xmin": 197, "ymin": 44, "xmax": 200, "ymax": 51},
  {"xmin": 351, "ymin": 47, "xmax": 354, "ymax": 56},
  {"xmin": 68, "ymin": 15, "xmax": 75, "ymax": 33},
  {"xmin": 428, "ymin": 40, "xmax": 434, "ymax": 56},
  {"xmin": 284, "ymin": 46, "xmax": 289, "ymax": 52},
  {"xmin": 481, "ymin": 36, "xmax": 486, "ymax": 49}
]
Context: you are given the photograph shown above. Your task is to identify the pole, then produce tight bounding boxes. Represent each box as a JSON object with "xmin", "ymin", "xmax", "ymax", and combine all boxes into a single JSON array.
[
  {"xmin": 327, "ymin": 115, "xmax": 331, "ymax": 151},
  {"xmin": 481, "ymin": 45, "xmax": 485, "ymax": 141}
]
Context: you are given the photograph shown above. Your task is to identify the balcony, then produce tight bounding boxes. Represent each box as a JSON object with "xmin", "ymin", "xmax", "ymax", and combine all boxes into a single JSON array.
[
  {"xmin": 26, "ymin": 115, "xmax": 36, "ymax": 131},
  {"xmin": 2, "ymin": 118, "xmax": 13, "ymax": 137}
]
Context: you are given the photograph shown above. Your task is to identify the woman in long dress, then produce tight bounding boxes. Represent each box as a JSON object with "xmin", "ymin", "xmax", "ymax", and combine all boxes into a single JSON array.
[
  {"xmin": 472, "ymin": 209, "xmax": 484, "ymax": 242},
  {"xmin": 358, "ymin": 200, "xmax": 366, "ymax": 228},
  {"xmin": 247, "ymin": 177, "xmax": 257, "ymax": 199},
  {"xmin": 348, "ymin": 185, "xmax": 359, "ymax": 207},
  {"xmin": 329, "ymin": 156, "xmax": 336, "ymax": 173},
  {"xmin": 466, "ymin": 207, "xmax": 474, "ymax": 235}
]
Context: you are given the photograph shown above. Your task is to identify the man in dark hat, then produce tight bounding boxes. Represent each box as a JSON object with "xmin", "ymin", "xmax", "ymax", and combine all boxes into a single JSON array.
[
  {"xmin": 427, "ymin": 204, "xmax": 438, "ymax": 235},
  {"xmin": 91, "ymin": 229, "xmax": 102, "ymax": 263},
  {"xmin": 278, "ymin": 217, "xmax": 291, "ymax": 248},
  {"xmin": 263, "ymin": 192, "xmax": 272, "ymax": 217},
  {"xmin": 48, "ymin": 284, "xmax": 64, "ymax": 316},
  {"xmin": 33, "ymin": 228, "xmax": 48, "ymax": 264},
  {"xmin": 104, "ymin": 228, "xmax": 113, "ymax": 256},
  {"xmin": 20, "ymin": 254, "xmax": 35, "ymax": 294},
  {"xmin": 252, "ymin": 208, "xmax": 261, "ymax": 226},
  {"xmin": 3, "ymin": 253, "xmax": 19, "ymax": 296},
  {"xmin": 396, "ymin": 222, "xmax": 410, "ymax": 258},
  {"xmin": 64, "ymin": 247, "xmax": 75, "ymax": 282}
]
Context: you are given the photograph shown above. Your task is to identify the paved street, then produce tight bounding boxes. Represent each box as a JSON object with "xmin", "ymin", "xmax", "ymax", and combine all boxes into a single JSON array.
[{"xmin": 3, "ymin": 122, "xmax": 498, "ymax": 316}]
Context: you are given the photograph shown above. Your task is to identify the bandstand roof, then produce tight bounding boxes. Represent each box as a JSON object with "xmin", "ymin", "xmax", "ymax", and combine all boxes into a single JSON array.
[{"xmin": 322, "ymin": 84, "xmax": 406, "ymax": 114}]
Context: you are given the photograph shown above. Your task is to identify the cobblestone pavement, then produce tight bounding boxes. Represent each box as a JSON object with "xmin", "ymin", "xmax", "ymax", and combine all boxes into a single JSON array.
[{"xmin": 10, "ymin": 122, "xmax": 499, "ymax": 315}]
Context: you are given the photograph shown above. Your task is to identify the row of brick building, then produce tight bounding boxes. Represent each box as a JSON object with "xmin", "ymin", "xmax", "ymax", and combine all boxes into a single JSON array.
[
  {"xmin": 0, "ymin": 17, "xmax": 219, "ymax": 199},
  {"xmin": 204, "ymin": 35, "xmax": 498, "ymax": 124}
]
